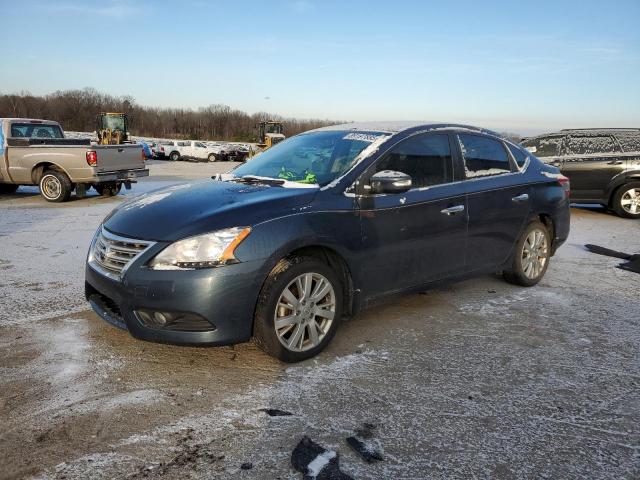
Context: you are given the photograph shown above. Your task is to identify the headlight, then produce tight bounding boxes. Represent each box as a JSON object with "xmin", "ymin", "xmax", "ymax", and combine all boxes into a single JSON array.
[{"xmin": 149, "ymin": 227, "xmax": 251, "ymax": 270}]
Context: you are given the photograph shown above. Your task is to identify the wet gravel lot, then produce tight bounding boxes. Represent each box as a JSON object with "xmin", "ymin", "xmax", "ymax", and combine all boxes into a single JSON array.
[{"xmin": 1, "ymin": 161, "xmax": 639, "ymax": 479}]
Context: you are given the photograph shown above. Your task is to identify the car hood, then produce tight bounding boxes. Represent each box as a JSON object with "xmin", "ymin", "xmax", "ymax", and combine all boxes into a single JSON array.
[{"xmin": 104, "ymin": 180, "xmax": 319, "ymax": 242}]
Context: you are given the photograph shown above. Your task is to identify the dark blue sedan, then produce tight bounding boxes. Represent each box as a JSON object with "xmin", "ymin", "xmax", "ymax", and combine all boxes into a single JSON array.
[{"xmin": 85, "ymin": 122, "xmax": 570, "ymax": 361}]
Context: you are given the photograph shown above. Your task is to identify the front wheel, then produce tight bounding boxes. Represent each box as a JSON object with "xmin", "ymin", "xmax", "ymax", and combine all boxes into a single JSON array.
[
  {"xmin": 503, "ymin": 221, "xmax": 551, "ymax": 287},
  {"xmin": 170, "ymin": 151, "xmax": 180, "ymax": 161},
  {"xmin": 612, "ymin": 182, "xmax": 640, "ymax": 219},
  {"xmin": 39, "ymin": 170, "xmax": 72, "ymax": 202},
  {"xmin": 208, "ymin": 153, "xmax": 217, "ymax": 162},
  {"xmin": 253, "ymin": 256, "xmax": 343, "ymax": 362}
]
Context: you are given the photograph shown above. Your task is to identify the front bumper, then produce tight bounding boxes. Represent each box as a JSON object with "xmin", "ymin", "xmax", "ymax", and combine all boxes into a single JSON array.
[{"xmin": 85, "ymin": 254, "xmax": 268, "ymax": 346}]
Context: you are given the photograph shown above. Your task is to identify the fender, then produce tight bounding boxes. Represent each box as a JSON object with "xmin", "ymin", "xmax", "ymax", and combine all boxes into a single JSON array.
[
  {"xmin": 604, "ymin": 169, "xmax": 640, "ymax": 205},
  {"xmin": 31, "ymin": 161, "xmax": 74, "ymax": 185}
]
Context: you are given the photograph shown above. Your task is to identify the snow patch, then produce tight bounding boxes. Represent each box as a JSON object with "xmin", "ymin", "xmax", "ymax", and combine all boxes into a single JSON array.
[{"xmin": 306, "ymin": 449, "xmax": 337, "ymax": 477}]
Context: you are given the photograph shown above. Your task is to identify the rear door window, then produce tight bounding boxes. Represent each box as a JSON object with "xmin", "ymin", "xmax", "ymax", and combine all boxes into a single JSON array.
[
  {"xmin": 374, "ymin": 133, "xmax": 453, "ymax": 188},
  {"xmin": 521, "ymin": 137, "xmax": 562, "ymax": 157},
  {"xmin": 458, "ymin": 134, "xmax": 512, "ymax": 178},
  {"xmin": 565, "ymin": 135, "xmax": 620, "ymax": 155}
]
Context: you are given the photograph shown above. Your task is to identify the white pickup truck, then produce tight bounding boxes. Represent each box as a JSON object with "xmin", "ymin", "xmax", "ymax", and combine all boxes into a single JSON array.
[
  {"xmin": 0, "ymin": 118, "xmax": 148, "ymax": 202},
  {"xmin": 161, "ymin": 140, "xmax": 222, "ymax": 162}
]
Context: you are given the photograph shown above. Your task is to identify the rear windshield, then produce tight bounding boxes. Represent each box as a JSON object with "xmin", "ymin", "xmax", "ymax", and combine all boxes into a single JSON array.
[{"xmin": 11, "ymin": 123, "xmax": 64, "ymax": 139}]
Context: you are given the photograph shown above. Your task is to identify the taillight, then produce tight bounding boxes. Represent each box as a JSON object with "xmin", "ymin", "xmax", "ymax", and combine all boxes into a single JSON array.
[
  {"xmin": 86, "ymin": 150, "xmax": 97, "ymax": 166},
  {"xmin": 141, "ymin": 148, "xmax": 146, "ymax": 161},
  {"xmin": 558, "ymin": 175, "xmax": 570, "ymax": 197}
]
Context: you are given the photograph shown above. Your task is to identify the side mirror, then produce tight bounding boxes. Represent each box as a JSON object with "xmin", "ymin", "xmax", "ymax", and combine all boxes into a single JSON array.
[{"xmin": 369, "ymin": 170, "xmax": 412, "ymax": 194}]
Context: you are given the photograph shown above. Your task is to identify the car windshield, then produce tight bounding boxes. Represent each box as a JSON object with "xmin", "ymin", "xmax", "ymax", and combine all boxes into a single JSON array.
[{"xmin": 233, "ymin": 130, "xmax": 388, "ymax": 186}]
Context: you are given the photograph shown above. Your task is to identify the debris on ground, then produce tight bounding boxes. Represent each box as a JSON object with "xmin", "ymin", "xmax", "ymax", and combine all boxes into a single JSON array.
[
  {"xmin": 346, "ymin": 436, "xmax": 384, "ymax": 463},
  {"xmin": 240, "ymin": 462, "xmax": 253, "ymax": 470},
  {"xmin": 585, "ymin": 244, "xmax": 640, "ymax": 274},
  {"xmin": 291, "ymin": 436, "xmax": 353, "ymax": 480},
  {"xmin": 354, "ymin": 422, "xmax": 377, "ymax": 439},
  {"xmin": 260, "ymin": 408, "xmax": 294, "ymax": 417},
  {"xmin": 129, "ymin": 428, "xmax": 224, "ymax": 478},
  {"xmin": 346, "ymin": 423, "xmax": 384, "ymax": 463}
]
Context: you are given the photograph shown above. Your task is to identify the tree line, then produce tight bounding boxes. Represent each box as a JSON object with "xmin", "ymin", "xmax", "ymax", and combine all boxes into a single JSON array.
[
  {"xmin": 0, "ymin": 88, "xmax": 338, "ymax": 142},
  {"xmin": 0, "ymin": 88, "xmax": 522, "ymax": 143}
]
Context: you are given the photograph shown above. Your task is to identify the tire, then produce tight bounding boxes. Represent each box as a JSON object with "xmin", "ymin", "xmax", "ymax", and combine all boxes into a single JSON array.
[
  {"xmin": 39, "ymin": 170, "xmax": 72, "ymax": 203},
  {"xmin": 208, "ymin": 153, "xmax": 217, "ymax": 162},
  {"xmin": 170, "ymin": 151, "xmax": 180, "ymax": 161},
  {"xmin": 612, "ymin": 182, "xmax": 640, "ymax": 219},
  {"xmin": 94, "ymin": 182, "xmax": 122, "ymax": 197},
  {"xmin": 253, "ymin": 256, "xmax": 343, "ymax": 362},
  {"xmin": 0, "ymin": 184, "xmax": 19, "ymax": 194},
  {"xmin": 503, "ymin": 220, "xmax": 551, "ymax": 287}
]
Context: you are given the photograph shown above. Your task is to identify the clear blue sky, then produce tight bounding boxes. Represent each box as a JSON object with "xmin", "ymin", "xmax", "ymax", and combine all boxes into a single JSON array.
[{"xmin": 1, "ymin": 0, "xmax": 639, "ymax": 134}]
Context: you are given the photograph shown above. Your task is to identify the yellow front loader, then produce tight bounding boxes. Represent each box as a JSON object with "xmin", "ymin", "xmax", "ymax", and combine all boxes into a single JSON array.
[
  {"xmin": 96, "ymin": 112, "xmax": 130, "ymax": 145},
  {"xmin": 257, "ymin": 121, "xmax": 285, "ymax": 150}
]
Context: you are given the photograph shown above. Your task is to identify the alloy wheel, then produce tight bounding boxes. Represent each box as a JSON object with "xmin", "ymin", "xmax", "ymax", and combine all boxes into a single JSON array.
[
  {"xmin": 620, "ymin": 188, "xmax": 639, "ymax": 215},
  {"xmin": 274, "ymin": 272, "xmax": 336, "ymax": 352},
  {"xmin": 521, "ymin": 229, "xmax": 549, "ymax": 280}
]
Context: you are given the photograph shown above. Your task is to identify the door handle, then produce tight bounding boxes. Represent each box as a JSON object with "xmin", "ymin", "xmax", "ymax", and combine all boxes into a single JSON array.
[
  {"xmin": 607, "ymin": 160, "xmax": 624, "ymax": 165},
  {"xmin": 512, "ymin": 193, "xmax": 529, "ymax": 203},
  {"xmin": 440, "ymin": 205, "xmax": 465, "ymax": 215}
]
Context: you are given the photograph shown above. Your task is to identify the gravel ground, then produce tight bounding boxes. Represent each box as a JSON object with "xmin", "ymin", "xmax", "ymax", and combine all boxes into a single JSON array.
[{"xmin": 1, "ymin": 161, "xmax": 638, "ymax": 479}]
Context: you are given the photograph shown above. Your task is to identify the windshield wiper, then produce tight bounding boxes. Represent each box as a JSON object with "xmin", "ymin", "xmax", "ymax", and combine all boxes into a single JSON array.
[{"xmin": 231, "ymin": 175, "xmax": 286, "ymax": 186}]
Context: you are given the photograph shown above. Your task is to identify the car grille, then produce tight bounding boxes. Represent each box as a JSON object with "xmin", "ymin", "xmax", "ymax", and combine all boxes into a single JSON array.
[{"xmin": 90, "ymin": 227, "xmax": 154, "ymax": 280}]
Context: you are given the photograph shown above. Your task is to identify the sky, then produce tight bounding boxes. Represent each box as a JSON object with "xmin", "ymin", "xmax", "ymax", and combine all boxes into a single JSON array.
[{"xmin": 1, "ymin": 0, "xmax": 639, "ymax": 134}]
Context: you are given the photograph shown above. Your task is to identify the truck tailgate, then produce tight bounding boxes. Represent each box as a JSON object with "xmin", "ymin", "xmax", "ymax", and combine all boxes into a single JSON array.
[{"xmin": 95, "ymin": 144, "xmax": 144, "ymax": 172}]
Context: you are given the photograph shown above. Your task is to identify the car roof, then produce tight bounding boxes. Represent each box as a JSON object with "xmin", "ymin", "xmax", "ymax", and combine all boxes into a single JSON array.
[
  {"xmin": 311, "ymin": 121, "xmax": 502, "ymax": 137},
  {"xmin": 525, "ymin": 128, "xmax": 640, "ymax": 141},
  {"xmin": 0, "ymin": 118, "xmax": 61, "ymax": 125},
  {"xmin": 560, "ymin": 128, "xmax": 639, "ymax": 133}
]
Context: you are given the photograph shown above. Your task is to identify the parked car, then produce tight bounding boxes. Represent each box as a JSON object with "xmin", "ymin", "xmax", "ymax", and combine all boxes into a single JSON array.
[
  {"xmin": 139, "ymin": 141, "xmax": 153, "ymax": 160},
  {"xmin": 146, "ymin": 142, "xmax": 161, "ymax": 159},
  {"xmin": 0, "ymin": 118, "xmax": 148, "ymax": 202},
  {"xmin": 217, "ymin": 143, "xmax": 251, "ymax": 162},
  {"xmin": 521, "ymin": 129, "xmax": 640, "ymax": 218},
  {"xmin": 86, "ymin": 122, "xmax": 570, "ymax": 361},
  {"xmin": 161, "ymin": 140, "xmax": 221, "ymax": 162}
]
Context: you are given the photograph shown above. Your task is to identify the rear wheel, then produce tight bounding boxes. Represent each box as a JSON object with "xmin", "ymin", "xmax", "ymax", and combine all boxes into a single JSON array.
[
  {"xmin": 503, "ymin": 221, "xmax": 551, "ymax": 287},
  {"xmin": 94, "ymin": 182, "xmax": 122, "ymax": 197},
  {"xmin": 39, "ymin": 170, "xmax": 72, "ymax": 202},
  {"xmin": 0, "ymin": 184, "xmax": 19, "ymax": 194},
  {"xmin": 253, "ymin": 256, "xmax": 342, "ymax": 362},
  {"xmin": 612, "ymin": 182, "xmax": 640, "ymax": 219},
  {"xmin": 170, "ymin": 151, "xmax": 180, "ymax": 161}
]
